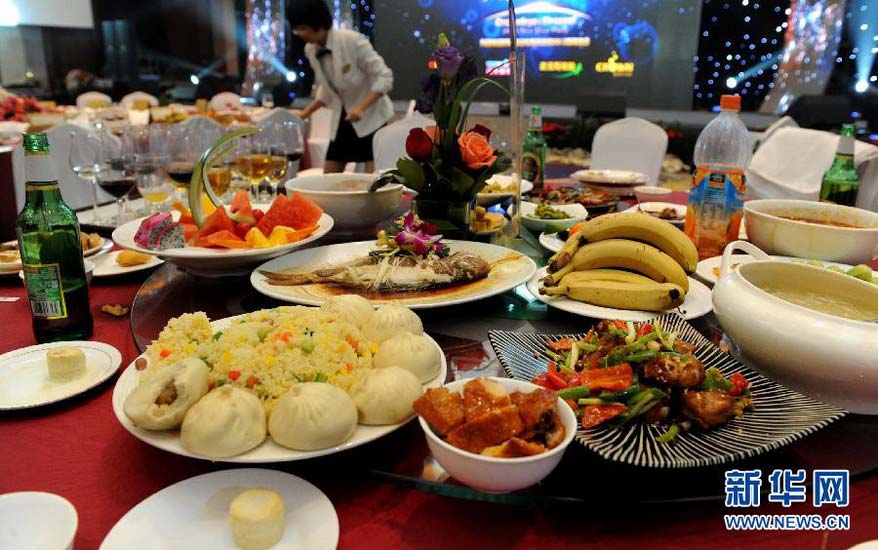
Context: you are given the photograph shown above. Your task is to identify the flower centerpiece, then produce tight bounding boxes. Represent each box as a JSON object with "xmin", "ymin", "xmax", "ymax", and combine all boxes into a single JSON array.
[{"xmin": 390, "ymin": 34, "xmax": 510, "ymax": 238}]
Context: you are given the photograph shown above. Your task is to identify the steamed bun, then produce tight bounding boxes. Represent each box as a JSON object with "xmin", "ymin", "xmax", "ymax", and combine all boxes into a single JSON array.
[
  {"xmin": 363, "ymin": 304, "xmax": 423, "ymax": 344},
  {"xmin": 124, "ymin": 357, "xmax": 210, "ymax": 430},
  {"xmin": 268, "ymin": 383, "xmax": 358, "ymax": 451},
  {"xmin": 350, "ymin": 366, "xmax": 423, "ymax": 425},
  {"xmin": 373, "ymin": 332, "xmax": 440, "ymax": 383},
  {"xmin": 320, "ymin": 294, "xmax": 375, "ymax": 329},
  {"xmin": 181, "ymin": 385, "xmax": 267, "ymax": 458}
]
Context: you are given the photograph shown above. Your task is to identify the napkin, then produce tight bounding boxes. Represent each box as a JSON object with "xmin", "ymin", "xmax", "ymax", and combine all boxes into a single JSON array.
[{"xmin": 746, "ymin": 127, "xmax": 878, "ymax": 211}]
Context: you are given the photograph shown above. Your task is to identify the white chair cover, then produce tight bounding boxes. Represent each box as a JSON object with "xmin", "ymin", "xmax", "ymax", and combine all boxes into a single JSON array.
[
  {"xmin": 258, "ymin": 108, "xmax": 305, "ymax": 130},
  {"xmin": 750, "ymin": 115, "xmax": 798, "ymax": 152},
  {"xmin": 746, "ymin": 127, "xmax": 878, "ymax": 211},
  {"xmin": 120, "ymin": 91, "xmax": 159, "ymax": 108},
  {"xmin": 177, "ymin": 116, "xmax": 225, "ymax": 143},
  {"xmin": 46, "ymin": 124, "xmax": 115, "ymax": 210},
  {"xmin": 75, "ymin": 91, "xmax": 112, "ymax": 109},
  {"xmin": 209, "ymin": 92, "xmax": 241, "ymax": 111},
  {"xmin": 590, "ymin": 117, "xmax": 668, "ymax": 184},
  {"xmin": 307, "ymin": 107, "xmax": 333, "ymax": 170},
  {"xmin": 372, "ymin": 114, "xmax": 434, "ymax": 171}
]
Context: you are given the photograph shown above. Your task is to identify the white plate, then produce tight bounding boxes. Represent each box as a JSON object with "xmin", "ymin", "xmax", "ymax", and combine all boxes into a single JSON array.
[
  {"xmin": 112, "ymin": 314, "xmax": 448, "ymax": 462},
  {"xmin": 101, "ymin": 469, "xmax": 338, "ymax": 550},
  {"xmin": 520, "ymin": 201, "xmax": 588, "ymax": 233},
  {"xmin": 477, "ymin": 174, "xmax": 534, "ymax": 206},
  {"xmin": 91, "ymin": 250, "xmax": 164, "ymax": 278},
  {"xmin": 0, "ymin": 341, "xmax": 122, "ymax": 410},
  {"xmin": 250, "ymin": 240, "xmax": 538, "ymax": 309},
  {"xmin": 623, "ymin": 202, "xmax": 686, "ymax": 226},
  {"xmin": 112, "ymin": 210, "xmax": 334, "ymax": 277},
  {"xmin": 83, "ymin": 236, "xmax": 112, "ymax": 257},
  {"xmin": 0, "ymin": 492, "xmax": 78, "ymax": 550},
  {"xmin": 538, "ymin": 232, "xmax": 566, "ymax": 254},
  {"xmin": 695, "ymin": 254, "xmax": 870, "ymax": 286},
  {"xmin": 571, "ymin": 169, "xmax": 648, "ymax": 186},
  {"xmin": 527, "ymin": 267, "xmax": 713, "ymax": 322}
]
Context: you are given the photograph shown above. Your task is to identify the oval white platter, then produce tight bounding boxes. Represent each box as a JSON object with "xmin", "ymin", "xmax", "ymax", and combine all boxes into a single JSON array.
[
  {"xmin": 0, "ymin": 341, "xmax": 122, "ymax": 410},
  {"xmin": 101, "ymin": 469, "xmax": 339, "ymax": 550},
  {"xmin": 250, "ymin": 240, "xmax": 537, "ymax": 309},
  {"xmin": 112, "ymin": 313, "xmax": 448, "ymax": 463},
  {"xmin": 695, "ymin": 254, "xmax": 872, "ymax": 286},
  {"xmin": 526, "ymin": 267, "xmax": 713, "ymax": 322}
]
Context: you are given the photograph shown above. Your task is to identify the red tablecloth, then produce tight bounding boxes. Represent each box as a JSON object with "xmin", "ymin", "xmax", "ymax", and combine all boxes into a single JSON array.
[{"xmin": 2, "ymin": 272, "xmax": 878, "ymax": 548}]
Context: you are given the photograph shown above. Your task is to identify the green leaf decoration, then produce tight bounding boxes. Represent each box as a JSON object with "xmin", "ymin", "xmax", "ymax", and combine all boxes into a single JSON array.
[
  {"xmin": 395, "ymin": 158, "xmax": 426, "ymax": 191},
  {"xmin": 449, "ymin": 167, "xmax": 474, "ymax": 197}
]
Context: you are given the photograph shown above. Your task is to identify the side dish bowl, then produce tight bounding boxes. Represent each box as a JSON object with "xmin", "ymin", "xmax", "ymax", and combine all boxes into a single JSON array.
[
  {"xmin": 712, "ymin": 241, "xmax": 878, "ymax": 414},
  {"xmin": 744, "ymin": 199, "xmax": 878, "ymax": 264},
  {"xmin": 284, "ymin": 173, "xmax": 403, "ymax": 230},
  {"xmin": 417, "ymin": 377, "xmax": 576, "ymax": 493}
]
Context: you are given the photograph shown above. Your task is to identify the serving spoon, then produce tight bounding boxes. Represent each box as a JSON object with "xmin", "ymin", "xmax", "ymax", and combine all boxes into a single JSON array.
[{"xmin": 369, "ymin": 173, "xmax": 403, "ymax": 192}]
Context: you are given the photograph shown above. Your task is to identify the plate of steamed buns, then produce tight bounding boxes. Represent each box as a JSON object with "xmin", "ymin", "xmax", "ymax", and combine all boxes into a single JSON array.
[{"xmin": 111, "ymin": 296, "xmax": 448, "ymax": 462}]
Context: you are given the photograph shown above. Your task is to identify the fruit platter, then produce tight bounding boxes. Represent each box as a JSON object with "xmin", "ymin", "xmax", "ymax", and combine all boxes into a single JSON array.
[
  {"xmin": 527, "ymin": 213, "xmax": 712, "ymax": 321},
  {"xmin": 113, "ymin": 128, "xmax": 333, "ymax": 276}
]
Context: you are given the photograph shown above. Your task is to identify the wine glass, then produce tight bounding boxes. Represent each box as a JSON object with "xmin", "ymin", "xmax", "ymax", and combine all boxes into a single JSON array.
[
  {"xmin": 271, "ymin": 120, "xmax": 305, "ymax": 180},
  {"xmin": 68, "ymin": 131, "xmax": 107, "ymax": 224},
  {"xmin": 233, "ymin": 135, "xmax": 272, "ymax": 201},
  {"xmin": 133, "ymin": 154, "xmax": 173, "ymax": 214},
  {"xmin": 98, "ymin": 137, "xmax": 136, "ymax": 224},
  {"xmin": 166, "ymin": 127, "xmax": 197, "ymax": 201}
]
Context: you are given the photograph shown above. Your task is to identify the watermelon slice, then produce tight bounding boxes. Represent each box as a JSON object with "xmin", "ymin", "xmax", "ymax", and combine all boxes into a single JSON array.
[
  {"xmin": 193, "ymin": 206, "xmax": 236, "ymax": 247},
  {"xmin": 205, "ymin": 230, "xmax": 249, "ymax": 249},
  {"xmin": 255, "ymin": 192, "xmax": 323, "ymax": 235},
  {"xmin": 229, "ymin": 190, "xmax": 256, "ymax": 225}
]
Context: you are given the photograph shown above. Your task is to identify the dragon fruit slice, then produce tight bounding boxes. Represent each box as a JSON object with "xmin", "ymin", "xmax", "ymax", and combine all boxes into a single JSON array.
[
  {"xmin": 134, "ymin": 212, "xmax": 172, "ymax": 249},
  {"xmin": 153, "ymin": 223, "xmax": 185, "ymax": 250}
]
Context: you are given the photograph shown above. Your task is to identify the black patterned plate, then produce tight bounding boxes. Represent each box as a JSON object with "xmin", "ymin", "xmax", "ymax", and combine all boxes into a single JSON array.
[{"xmin": 488, "ymin": 314, "xmax": 846, "ymax": 468}]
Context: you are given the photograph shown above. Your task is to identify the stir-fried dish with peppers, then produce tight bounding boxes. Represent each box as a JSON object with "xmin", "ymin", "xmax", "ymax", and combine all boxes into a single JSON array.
[{"xmin": 531, "ymin": 319, "xmax": 753, "ymax": 442}]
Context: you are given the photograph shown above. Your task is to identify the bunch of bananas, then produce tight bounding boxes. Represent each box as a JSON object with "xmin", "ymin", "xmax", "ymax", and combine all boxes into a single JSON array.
[{"xmin": 541, "ymin": 213, "xmax": 699, "ymax": 311}]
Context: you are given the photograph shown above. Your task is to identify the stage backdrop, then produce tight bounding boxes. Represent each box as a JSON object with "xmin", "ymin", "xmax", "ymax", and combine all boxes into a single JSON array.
[{"xmin": 373, "ymin": 0, "xmax": 702, "ymax": 110}]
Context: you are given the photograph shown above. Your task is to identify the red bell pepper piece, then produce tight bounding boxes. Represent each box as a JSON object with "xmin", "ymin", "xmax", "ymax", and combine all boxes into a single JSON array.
[
  {"xmin": 728, "ymin": 372, "xmax": 749, "ymax": 397},
  {"xmin": 581, "ymin": 403, "xmax": 627, "ymax": 429},
  {"xmin": 546, "ymin": 337, "xmax": 575, "ymax": 352},
  {"xmin": 545, "ymin": 361, "xmax": 568, "ymax": 389},
  {"xmin": 532, "ymin": 372, "xmax": 554, "ymax": 390},
  {"xmin": 578, "ymin": 363, "xmax": 634, "ymax": 392},
  {"xmin": 610, "ymin": 320, "xmax": 627, "ymax": 331},
  {"xmin": 636, "ymin": 323, "xmax": 654, "ymax": 338}
]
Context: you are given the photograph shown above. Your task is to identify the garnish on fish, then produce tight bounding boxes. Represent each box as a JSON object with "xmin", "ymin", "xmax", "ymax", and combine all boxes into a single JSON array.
[{"xmin": 260, "ymin": 252, "xmax": 491, "ymax": 292}]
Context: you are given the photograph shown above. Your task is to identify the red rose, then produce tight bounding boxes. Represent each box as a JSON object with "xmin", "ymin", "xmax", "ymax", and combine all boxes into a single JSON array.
[
  {"xmin": 471, "ymin": 124, "xmax": 492, "ymax": 139},
  {"xmin": 405, "ymin": 128, "xmax": 434, "ymax": 161}
]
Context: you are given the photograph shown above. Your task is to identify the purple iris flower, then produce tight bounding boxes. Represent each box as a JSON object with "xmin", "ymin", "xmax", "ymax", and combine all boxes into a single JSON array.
[{"xmin": 434, "ymin": 47, "xmax": 465, "ymax": 80}]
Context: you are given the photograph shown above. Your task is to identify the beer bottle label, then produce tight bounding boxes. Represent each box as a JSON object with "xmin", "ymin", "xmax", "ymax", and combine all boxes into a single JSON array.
[
  {"xmin": 22, "ymin": 263, "xmax": 67, "ymax": 319},
  {"xmin": 521, "ymin": 152, "xmax": 540, "ymax": 182}
]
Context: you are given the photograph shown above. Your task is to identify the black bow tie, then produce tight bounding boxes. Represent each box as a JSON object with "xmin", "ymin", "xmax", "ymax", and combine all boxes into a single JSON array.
[{"xmin": 316, "ymin": 48, "xmax": 331, "ymax": 58}]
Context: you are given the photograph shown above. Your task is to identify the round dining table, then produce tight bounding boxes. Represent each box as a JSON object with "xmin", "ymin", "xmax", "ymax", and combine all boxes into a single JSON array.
[{"xmin": 2, "ymin": 174, "xmax": 878, "ymax": 550}]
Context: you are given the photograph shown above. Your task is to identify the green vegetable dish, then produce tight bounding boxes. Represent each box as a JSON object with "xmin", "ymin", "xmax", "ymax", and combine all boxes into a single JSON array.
[{"xmin": 529, "ymin": 203, "xmax": 571, "ymax": 220}]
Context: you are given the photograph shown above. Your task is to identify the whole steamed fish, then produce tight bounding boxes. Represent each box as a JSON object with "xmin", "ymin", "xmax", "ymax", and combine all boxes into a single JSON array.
[{"xmin": 260, "ymin": 252, "xmax": 491, "ymax": 292}]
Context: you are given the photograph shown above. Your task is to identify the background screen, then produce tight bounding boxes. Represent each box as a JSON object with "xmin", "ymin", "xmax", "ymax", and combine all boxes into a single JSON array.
[{"xmin": 374, "ymin": 0, "xmax": 702, "ymax": 110}]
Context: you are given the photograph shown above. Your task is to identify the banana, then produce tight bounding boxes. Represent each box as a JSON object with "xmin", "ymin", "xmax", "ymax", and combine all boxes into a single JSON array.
[
  {"xmin": 546, "ymin": 228, "xmax": 585, "ymax": 273},
  {"xmin": 541, "ymin": 277, "xmax": 686, "ymax": 312},
  {"xmin": 543, "ymin": 239, "xmax": 690, "ymax": 292},
  {"xmin": 547, "ymin": 213, "xmax": 698, "ymax": 273},
  {"xmin": 554, "ymin": 269, "xmax": 657, "ymax": 285}
]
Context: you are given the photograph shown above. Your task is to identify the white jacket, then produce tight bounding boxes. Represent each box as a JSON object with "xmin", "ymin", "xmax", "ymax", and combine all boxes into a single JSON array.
[{"xmin": 305, "ymin": 29, "xmax": 394, "ymax": 138}]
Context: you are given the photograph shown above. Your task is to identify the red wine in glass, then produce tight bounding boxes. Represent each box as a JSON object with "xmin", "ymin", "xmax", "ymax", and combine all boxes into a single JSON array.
[
  {"xmin": 284, "ymin": 151, "xmax": 304, "ymax": 162},
  {"xmin": 98, "ymin": 176, "xmax": 137, "ymax": 198}
]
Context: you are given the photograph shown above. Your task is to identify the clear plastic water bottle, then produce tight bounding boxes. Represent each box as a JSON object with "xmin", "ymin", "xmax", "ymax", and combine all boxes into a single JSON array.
[{"xmin": 684, "ymin": 95, "xmax": 751, "ymax": 259}]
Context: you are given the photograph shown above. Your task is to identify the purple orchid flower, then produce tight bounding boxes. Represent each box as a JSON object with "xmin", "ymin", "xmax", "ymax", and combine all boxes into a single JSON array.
[
  {"xmin": 393, "ymin": 211, "xmax": 444, "ymax": 256},
  {"xmin": 434, "ymin": 46, "xmax": 465, "ymax": 80}
]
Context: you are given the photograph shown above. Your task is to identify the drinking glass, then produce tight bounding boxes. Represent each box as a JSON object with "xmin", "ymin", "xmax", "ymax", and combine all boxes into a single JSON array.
[
  {"xmin": 233, "ymin": 135, "xmax": 273, "ymax": 201},
  {"xmin": 133, "ymin": 154, "xmax": 173, "ymax": 213},
  {"xmin": 268, "ymin": 119, "xmax": 305, "ymax": 184},
  {"xmin": 98, "ymin": 162, "xmax": 136, "ymax": 224},
  {"xmin": 166, "ymin": 127, "xmax": 197, "ymax": 200},
  {"xmin": 68, "ymin": 132, "xmax": 107, "ymax": 224}
]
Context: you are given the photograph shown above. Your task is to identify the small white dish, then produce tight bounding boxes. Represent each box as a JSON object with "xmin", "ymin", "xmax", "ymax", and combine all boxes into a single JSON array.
[
  {"xmin": 91, "ymin": 250, "xmax": 163, "ymax": 278},
  {"xmin": 527, "ymin": 267, "xmax": 713, "ymax": 322},
  {"xmin": 0, "ymin": 492, "xmax": 77, "ymax": 550},
  {"xmin": 570, "ymin": 169, "xmax": 648, "ymax": 186},
  {"xmin": 19, "ymin": 260, "xmax": 95, "ymax": 285},
  {"xmin": 0, "ymin": 340, "xmax": 122, "ymax": 410},
  {"xmin": 623, "ymin": 202, "xmax": 686, "ymax": 226},
  {"xmin": 520, "ymin": 201, "xmax": 588, "ymax": 233},
  {"xmin": 477, "ymin": 174, "xmax": 534, "ymax": 206},
  {"xmin": 538, "ymin": 231, "xmax": 566, "ymax": 254},
  {"xmin": 418, "ymin": 377, "xmax": 576, "ymax": 493},
  {"xmin": 633, "ymin": 185, "xmax": 672, "ymax": 203},
  {"xmin": 101, "ymin": 469, "xmax": 339, "ymax": 550},
  {"xmin": 83, "ymin": 237, "xmax": 112, "ymax": 258}
]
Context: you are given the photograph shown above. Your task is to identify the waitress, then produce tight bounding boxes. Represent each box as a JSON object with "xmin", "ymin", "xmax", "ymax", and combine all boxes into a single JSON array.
[{"xmin": 289, "ymin": 0, "xmax": 394, "ymax": 173}]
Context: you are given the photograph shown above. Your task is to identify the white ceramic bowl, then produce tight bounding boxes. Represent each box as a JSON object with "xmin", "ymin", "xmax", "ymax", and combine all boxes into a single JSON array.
[
  {"xmin": 633, "ymin": 185, "xmax": 672, "ymax": 203},
  {"xmin": 520, "ymin": 201, "xmax": 588, "ymax": 233},
  {"xmin": 712, "ymin": 241, "xmax": 878, "ymax": 414},
  {"xmin": 19, "ymin": 259, "xmax": 94, "ymax": 285},
  {"xmin": 744, "ymin": 199, "xmax": 878, "ymax": 264},
  {"xmin": 0, "ymin": 492, "xmax": 78, "ymax": 550},
  {"xmin": 418, "ymin": 377, "xmax": 576, "ymax": 493},
  {"xmin": 284, "ymin": 173, "xmax": 403, "ymax": 229}
]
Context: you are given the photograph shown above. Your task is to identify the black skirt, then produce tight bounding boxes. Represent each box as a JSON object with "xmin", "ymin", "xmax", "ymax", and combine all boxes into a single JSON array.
[{"xmin": 325, "ymin": 109, "xmax": 381, "ymax": 163}]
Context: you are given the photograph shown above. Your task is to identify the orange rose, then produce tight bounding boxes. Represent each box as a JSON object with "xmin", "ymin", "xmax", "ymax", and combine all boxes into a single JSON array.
[{"xmin": 458, "ymin": 130, "xmax": 497, "ymax": 170}]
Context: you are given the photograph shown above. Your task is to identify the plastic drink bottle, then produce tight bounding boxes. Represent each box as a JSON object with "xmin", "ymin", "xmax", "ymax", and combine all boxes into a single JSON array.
[{"xmin": 684, "ymin": 95, "xmax": 751, "ymax": 259}]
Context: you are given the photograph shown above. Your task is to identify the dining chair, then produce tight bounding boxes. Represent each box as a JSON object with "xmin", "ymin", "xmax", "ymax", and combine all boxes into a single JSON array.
[
  {"xmin": 177, "ymin": 116, "xmax": 225, "ymax": 144},
  {"xmin": 120, "ymin": 91, "xmax": 160, "ymax": 109},
  {"xmin": 372, "ymin": 113, "xmax": 435, "ymax": 172},
  {"xmin": 75, "ymin": 91, "xmax": 112, "ymax": 110},
  {"xmin": 591, "ymin": 117, "xmax": 668, "ymax": 184},
  {"xmin": 209, "ymin": 92, "xmax": 242, "ymax": 111}
]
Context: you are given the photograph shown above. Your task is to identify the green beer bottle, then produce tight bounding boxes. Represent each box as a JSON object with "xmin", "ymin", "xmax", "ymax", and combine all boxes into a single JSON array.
[
  {"xmin": 17, "ymin": 133, "xmax": 93, "ymax": 342},
  {"xmin": 521, "ymin": 106, "xmax": 547, "ymax": 190},
  {"xmin": 820, "ymin": 123, "xmax": 859, "ymax": 206}
]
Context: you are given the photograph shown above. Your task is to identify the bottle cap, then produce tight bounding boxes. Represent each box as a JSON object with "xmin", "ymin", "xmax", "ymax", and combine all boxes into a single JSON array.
[
  {"xmin": 23, "ymin": 133, "xmax": 50, "ymax": 154},
  {"xmin": 720, "ymin": 95, "xmax": 741, "ymax": 111}
]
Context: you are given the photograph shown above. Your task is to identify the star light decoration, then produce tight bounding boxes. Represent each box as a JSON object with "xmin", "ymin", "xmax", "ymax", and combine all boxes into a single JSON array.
[{"xmin": 242, "ymin": 0, "xmax": 286, "ymax": 98}]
